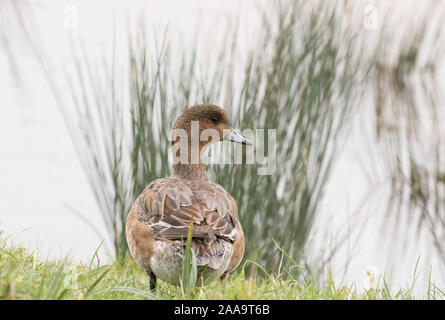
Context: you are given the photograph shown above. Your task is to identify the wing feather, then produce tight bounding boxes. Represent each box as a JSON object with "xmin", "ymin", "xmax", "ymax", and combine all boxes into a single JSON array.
[{"xmin": 136, "ymin": 177, "xmax": 238, "ymax": 243}]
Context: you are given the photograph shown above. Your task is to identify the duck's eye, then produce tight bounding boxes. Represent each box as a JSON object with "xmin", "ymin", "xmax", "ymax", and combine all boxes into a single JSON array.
[{"xmin": 211, "ymin": 115, "xmax": 220, "ymax": 124}]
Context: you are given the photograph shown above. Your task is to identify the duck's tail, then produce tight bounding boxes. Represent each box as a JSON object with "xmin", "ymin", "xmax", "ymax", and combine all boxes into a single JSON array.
[{"xmin": 191, "ymin": 238, "xmax": 233, "ymax": 270}]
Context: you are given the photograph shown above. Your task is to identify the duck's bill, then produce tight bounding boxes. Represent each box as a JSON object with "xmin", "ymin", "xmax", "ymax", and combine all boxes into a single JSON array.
[{"xmin": 224, "ymin": 129, "xmax": 252, "ymax": 145}]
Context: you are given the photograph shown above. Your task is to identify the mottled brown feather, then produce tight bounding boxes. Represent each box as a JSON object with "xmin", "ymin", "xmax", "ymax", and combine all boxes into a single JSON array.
[
  {"xmin": 134, "ymin": 176, "xmax": 242, "ymax": 269},
  {"xmin": 126, "ymin": 202, "xmax": 155, "ymax": 271},
  {"xmin": 138, "ymin": 177, "xmax": 238, "ymax": 242}
]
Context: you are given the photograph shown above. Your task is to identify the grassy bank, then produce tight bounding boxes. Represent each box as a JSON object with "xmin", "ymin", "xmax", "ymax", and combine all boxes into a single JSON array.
[{"xmin": 1, "ymin": 237, "xmax": 443, "ymax": 300}]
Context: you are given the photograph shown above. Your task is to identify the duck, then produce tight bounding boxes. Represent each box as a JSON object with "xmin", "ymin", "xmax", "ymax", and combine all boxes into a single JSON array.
[{"xmin": 126, "ymin": 104, "xmax": 251, "ymax": 290}]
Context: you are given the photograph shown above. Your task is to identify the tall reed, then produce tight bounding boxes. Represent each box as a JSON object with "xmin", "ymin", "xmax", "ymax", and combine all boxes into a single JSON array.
[{"xmin": 364, "ymin": 2, "xmax": 445, "ymax": 266}]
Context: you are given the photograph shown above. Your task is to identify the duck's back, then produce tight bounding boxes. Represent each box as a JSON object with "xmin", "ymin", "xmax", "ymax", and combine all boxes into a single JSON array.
[{"xmin": 126, "ymin": 176, "xmax": 244, "ymax": 284}]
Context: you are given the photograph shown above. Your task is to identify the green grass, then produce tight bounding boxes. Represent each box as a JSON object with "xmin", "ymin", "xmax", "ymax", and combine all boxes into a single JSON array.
[{"xmin": 1, "ymin": 236, "xmax": 444, "ymax": 300}]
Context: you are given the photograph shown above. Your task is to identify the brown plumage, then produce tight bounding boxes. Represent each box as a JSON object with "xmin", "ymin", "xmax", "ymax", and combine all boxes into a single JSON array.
[{"xmin": 126, "ymin": 104, "xmax": 249, "ymax": 290}]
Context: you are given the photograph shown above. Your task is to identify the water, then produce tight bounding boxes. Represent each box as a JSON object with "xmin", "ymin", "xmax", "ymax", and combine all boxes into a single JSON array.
[{"xmin": 0, "ymin": 0, "xmax": 443, "ymax": 295}]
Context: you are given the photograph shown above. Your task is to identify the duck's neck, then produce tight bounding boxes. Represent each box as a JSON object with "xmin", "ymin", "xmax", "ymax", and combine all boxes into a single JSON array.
[
  {"xmin": 173, "ymin": 163, "xmax": 209, "ymax": 181},
  {"xmin": 170, "ymin": 124, "xmax": 211, "ymax": 181}
]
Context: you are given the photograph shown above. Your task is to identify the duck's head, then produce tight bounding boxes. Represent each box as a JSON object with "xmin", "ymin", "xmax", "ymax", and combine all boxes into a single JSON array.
[
  {"xmin": 171, "ymin": 104, "xmax": 251, "ymax": 179},
  {"xmin": 172, "ymin": 104, "xmax": 252, "ymax": 147}
]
